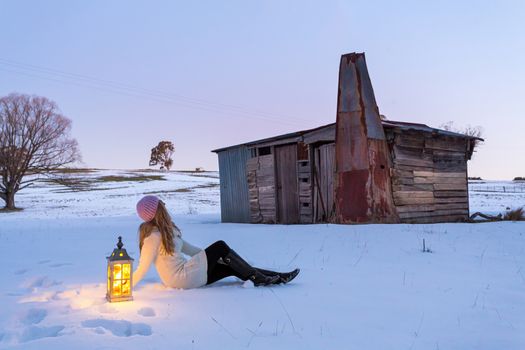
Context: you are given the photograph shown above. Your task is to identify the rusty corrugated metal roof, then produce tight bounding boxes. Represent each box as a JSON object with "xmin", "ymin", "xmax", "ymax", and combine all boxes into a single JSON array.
[
  {"xmin": 382, "ymin": 120, "xmax": 484, "ymax": 141},
  {"xmin": 211, "ymin": 120, "xmax": 482, "ymax": 153},
  {"xmin": 211, "ymin": 122, "xmax": 335, "ymax": 153}
]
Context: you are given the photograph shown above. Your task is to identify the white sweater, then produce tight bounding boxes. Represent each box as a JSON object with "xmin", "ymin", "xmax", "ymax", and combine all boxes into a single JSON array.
[{"xmin": 133, "ymin": 230, "xmax": 208, "ymax": 289}]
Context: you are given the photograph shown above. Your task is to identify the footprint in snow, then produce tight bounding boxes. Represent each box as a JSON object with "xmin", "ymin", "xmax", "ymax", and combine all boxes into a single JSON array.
[
  {"xmin": 18, "ymin": 325, "xmax": 65, "ymax": 343},
  {"xmin": 81, "ymin": 319, "xmax": 152, "ymax": 337},
  {"xmin": 137, "ymin": 307, "xmax": 156, "ymax": 317},
  {"xmin": 21, "ymin": 276, "xmax": 62, "ymax": 290},
  {"xmin": 19, "ymin": 291, "xmax": 58, "ymax": 304},
  {"xmin": 49, "ymin": 263, "xmax": 74, "ymax": 268},
  {"xmin": 20, "ymin": 308, "xmax": 47, "ymax": 325}
]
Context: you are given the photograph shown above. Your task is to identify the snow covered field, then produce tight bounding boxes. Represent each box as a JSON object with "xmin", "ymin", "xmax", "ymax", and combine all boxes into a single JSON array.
[
  {"xmin": 469, "ymin": 180, "xmax": 525, "ymax": 216},
  {"xmin": 0, "ymin": 170, "xmax": 524, "ymax": 349}
]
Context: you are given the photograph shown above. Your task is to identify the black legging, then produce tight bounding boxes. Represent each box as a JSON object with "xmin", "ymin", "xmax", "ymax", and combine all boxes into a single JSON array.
[{"xmin": 205, "ymin": 240, "xmax": 242, "ymax": 285}]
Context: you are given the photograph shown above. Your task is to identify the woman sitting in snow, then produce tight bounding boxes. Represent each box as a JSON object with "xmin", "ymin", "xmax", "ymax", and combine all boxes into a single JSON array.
[{"xmin": 132, "ymin": 195, "xmax": 299, "ymax": 289}]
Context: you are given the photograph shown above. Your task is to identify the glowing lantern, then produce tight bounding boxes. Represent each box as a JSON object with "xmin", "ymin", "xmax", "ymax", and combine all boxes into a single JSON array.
[{"xmin": 106, "ymin": 236, "xmax": 134, "ymax": 302}]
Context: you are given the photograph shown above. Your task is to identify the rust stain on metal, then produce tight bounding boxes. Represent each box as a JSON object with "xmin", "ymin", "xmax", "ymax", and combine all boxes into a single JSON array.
[
  {"xmin": 335, "ymin": 170, "xmax": 369, "ymax": 222},
  {"xmin": 334, "ymin": 52, "xmax": 399, "ymax": 224}
]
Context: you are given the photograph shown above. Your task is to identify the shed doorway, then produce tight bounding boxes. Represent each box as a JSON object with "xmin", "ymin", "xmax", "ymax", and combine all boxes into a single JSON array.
[
  {"xmin": 275, "ymin": 144, "xmax": 299, "ymax": 224},
  {"xmin": 313, "ymin": 143, "xmax": 336, "ymax": 222}
]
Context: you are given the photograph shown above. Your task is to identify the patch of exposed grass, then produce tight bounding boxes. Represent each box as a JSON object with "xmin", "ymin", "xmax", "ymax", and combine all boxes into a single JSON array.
[
  {"xmin": 43, "ymin": 174, "xmax": 165, "ymax": 188},
  {"xmin": 0, "ymin": 207, "xmax": 24, "ymax": 213},
  {"xmin": 503, "ymin": 207, "xmax": 525, "ymax": 221},
  {"xmin": 176, "ymin": 171, "xmax": 219, "ymax": 179},
  {"xmin": 175, "ymin": 188, "xmax": 192, "ymax": 193},
  {"xmin": 43, "ymin": 177, "xmax": 92, "ymax": 190},
  {"xmin": 52, "ymin": 168, "xmax": 99, "ymax": 174},
  {"xmin": 37, "ymin": 173, "xmax": 166, "ymax": 193},
  {"xmin": 144, "ymin": 188, "xmax": 193, "ymax": 195},
  {"xmin": 194, "ymin": 183, "xmax": 219, "ymax": 189},
  {"xmin": 27, "ymin": 168, "xmax": 98, "ymax": 176},
  {"xmin": 143, "ymin": 182, "xmax": 218, "ymax": 195},
  {"xmin": 128, "ymin": 168, "xmax": 160, "ymax": 173},
  {"xmin": 191, "ymin": 174, "xmax": 219, "ymax": 179},
  {"xmin": 96, "ymin": 175, "xmax": 165, "ymax": 183},
  {"xmin": 53, "ymin": 186, "xmax": 129, "ymax": 193}
]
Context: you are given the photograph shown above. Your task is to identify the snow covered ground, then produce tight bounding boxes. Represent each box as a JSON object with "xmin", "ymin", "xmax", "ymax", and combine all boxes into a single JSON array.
[
  {"xmin": 469, "ymin": 180, "xmax": 525, "ymax": 216},
  {"xmin": 0, "ymin": 170, "xmax": 524, "ymax": 349}
]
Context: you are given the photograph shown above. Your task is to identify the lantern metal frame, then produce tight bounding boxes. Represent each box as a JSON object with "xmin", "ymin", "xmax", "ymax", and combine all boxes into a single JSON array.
[{"xmin": 106, "ymin": 236, "xmax": 134, "ymax": 302}]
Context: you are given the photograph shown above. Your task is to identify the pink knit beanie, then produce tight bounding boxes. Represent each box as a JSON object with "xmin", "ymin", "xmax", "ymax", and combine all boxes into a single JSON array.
[{"xmin": 136, "ymin": 195, "xmax": 160, "ymax": 222}]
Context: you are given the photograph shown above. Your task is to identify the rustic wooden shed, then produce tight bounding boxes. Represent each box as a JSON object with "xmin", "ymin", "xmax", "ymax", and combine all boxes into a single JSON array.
[
  {"xmin": 212, "ymin": 121, "xmax": 479, "ymax": 224},
  {"xmin": 212, "ymin": 52, "xmax": 482, "ymax": 224}
]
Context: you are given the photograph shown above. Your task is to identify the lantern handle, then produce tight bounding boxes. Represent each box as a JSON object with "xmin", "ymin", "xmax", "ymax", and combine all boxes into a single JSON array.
[{"xmin": 117, "ymin": 236, "xmax": 123, "ymax": 249}]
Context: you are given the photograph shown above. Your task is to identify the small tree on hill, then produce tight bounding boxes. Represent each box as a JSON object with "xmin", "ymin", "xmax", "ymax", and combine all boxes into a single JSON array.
[
  {"xmin": 0, "ymin": 93, "xmax": 81, "ymax": 210},
  {"xmin": 149, "ymin": 141, "xmax": 174, "ymax": 171}
]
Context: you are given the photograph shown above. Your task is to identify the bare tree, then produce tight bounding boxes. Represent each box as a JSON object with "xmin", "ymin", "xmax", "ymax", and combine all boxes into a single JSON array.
[
  {"xmin": 440, "ymin": 121, "xmax": 484, "ymax": 150},
  {"xmin": 149, "ymin": 141, "xmax": 175, "ymax": 171},
  {"xmin": 0, "ymin": 93, "xmax": 81, "ymax": 210}
]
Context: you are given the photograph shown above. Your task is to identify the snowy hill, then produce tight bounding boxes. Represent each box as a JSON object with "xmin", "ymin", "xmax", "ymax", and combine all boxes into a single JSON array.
[
  {"xmin": 4, "ymin": 169, "xmax": 220, "ymax": 219},
  {"xmin": 0, "ymin": 170, "xmax": 524, "ymax": 349}
]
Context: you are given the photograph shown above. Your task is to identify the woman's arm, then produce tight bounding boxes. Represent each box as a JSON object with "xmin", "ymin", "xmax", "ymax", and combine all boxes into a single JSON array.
[
  {"xmin": 181, "ymin": 239, "xmax": 202, "ymax": 257},
  {"xmin": 132, "ymin": 232, "xmax": 161, "ymax": 287}
]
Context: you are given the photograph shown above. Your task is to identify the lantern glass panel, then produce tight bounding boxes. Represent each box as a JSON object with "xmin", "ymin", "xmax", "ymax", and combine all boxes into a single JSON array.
[
  {"xmin": 113, "ymin": 264, "xmax": 122, "ymax": 279},
  {"xmin": 123, "ymin": 264, "xmax": 131, "ymax": 279},
  {"xmin": 113, "ymin": 280, "xmax": 121, "ymax": 295},
  {"xmin": 122, "ymin": 280, "xmax": 130, "ymax": 295}
]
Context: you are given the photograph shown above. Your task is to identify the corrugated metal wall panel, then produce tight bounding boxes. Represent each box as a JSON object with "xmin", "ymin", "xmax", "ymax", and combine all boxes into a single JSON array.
[{"xmin": 217, "ymin": 147, "xmax": 251, "ymax": 223}]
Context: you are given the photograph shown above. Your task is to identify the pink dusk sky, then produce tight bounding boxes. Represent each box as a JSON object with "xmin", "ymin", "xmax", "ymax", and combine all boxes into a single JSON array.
[{"xmin": 1, "ymin": 1, "xmax": 524, "ymax": 179}]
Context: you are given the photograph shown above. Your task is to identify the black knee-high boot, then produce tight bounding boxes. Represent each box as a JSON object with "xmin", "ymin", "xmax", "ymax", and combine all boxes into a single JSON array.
[
  {"xmin": 223, "ymin": 250, "xmax": 279, "ymax": 286},
  {"xmin": 255, "ymin": 268, "xmax": 300, "ymax": 284}
]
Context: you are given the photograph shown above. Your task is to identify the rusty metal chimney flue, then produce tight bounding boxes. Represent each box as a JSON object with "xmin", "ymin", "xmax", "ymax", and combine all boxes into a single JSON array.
[{"xmin": 334, "ymin": 52, "xmax": 399, "ymax": 223}]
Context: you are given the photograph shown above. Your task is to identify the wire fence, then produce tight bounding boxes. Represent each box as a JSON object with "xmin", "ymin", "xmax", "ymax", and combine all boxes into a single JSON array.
[{"xmin": 469, "ymin": 184, "xmax": 525, "ymax": 193}]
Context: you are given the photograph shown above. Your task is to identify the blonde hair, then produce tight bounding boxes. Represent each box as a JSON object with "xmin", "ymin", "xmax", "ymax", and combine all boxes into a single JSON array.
[{"xmin": 138, "ymin": 201, "xmax": 181, "ymax": 255}]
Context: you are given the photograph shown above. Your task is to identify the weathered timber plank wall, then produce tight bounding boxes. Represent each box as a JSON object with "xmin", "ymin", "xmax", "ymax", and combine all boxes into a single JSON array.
[
  {"xmin": 388, "ymin": 131, "xmax": 470, "ymax": 223},
  {"xmin": 217, "ymin": 147, "xmax": 251, "ymax": 223},
  {"xmin": 247, "ymin": 154, "xmax": 276, "ymax": 223}
]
